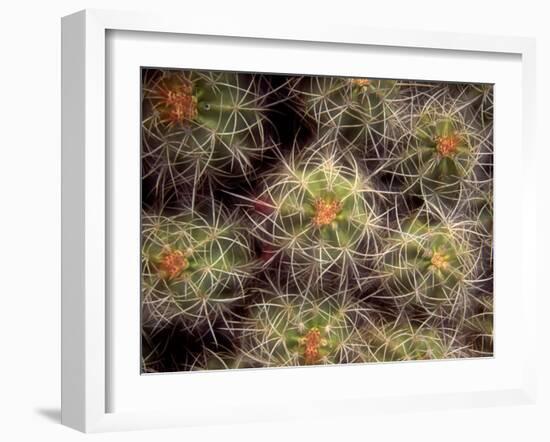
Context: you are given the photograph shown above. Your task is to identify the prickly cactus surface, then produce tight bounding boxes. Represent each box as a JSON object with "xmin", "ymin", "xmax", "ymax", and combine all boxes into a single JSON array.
[{"xmin": 140, "ymin": 68, "xmax": 493, "ymax": 372}]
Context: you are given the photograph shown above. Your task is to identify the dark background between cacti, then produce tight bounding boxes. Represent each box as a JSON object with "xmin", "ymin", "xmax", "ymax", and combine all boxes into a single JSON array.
[{"xmin": 141, "ymin": 68, "xmax": 493, "ymax": 373}]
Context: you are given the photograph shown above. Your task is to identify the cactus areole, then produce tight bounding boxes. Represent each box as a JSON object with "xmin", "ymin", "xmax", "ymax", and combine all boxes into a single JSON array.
[
  {"xmin": 155, "ymin": 77, "xmax": 198, "ymax": 126},
  {"xmin": 429, "ymin": 250, "xmax": 450, "ymax": 271},
  {"xmin": 435, "ymin": 134, "xmax": 460, "ymax": 157},
  {"xmin": 158, "ymin": 249, "xmax": 189, "ymax": 280},
  {"xmin": 164, "ymin": 86, "xmax": 197, "ymax": 124},
  {"xmin": 299, "ymin": 327, "xmax": 329, "ymax": 364},
  {"xmin": 312, "ymin": 198, "xmax": 343, "ymax": 227},
  {"xmin": 351, "ymin": 78, "xmax": 371, "ymax": 88}
]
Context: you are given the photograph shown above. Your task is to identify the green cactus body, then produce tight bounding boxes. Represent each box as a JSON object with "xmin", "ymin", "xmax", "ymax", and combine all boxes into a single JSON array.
[
  {"xmin": 142, "ymin": 70, "xmax": 273, "ymax": 193},
  {"xmin": 393, "ymin": 112, "xmax": 479, "ymax": 208},
  {"xmin": 243, "ymin": 292, "xmax": 365, "ymax": 367},
  {"xmin": 365, "ymin": 322, "xmax": 452, "ymax": 362},
  {"xmin": 379, "ymin": 216, "xmax": 476, "ymax": 312},
  {"xmin": 141, "ymin": 203, "xmax": 257, "ymax": 328},
  {"xmin": 253, "ymin": 144, "xmax": 381, "ymax": 290},
  {"xmin": 293, "ymin": 76, "xmax": 400, "ymax": 149}
]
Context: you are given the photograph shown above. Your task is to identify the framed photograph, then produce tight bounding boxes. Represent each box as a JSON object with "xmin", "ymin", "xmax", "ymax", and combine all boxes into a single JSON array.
[{"xmin": 61, "ymin": 9, "xmax": 537, "ymax": 432}]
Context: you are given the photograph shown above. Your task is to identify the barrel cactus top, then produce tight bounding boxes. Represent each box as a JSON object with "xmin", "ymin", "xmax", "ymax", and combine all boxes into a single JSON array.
[
  {"xmin": 142, "ymin": 70, "xmax": 274, "ymax": 195},
  {"xmin": 291, "ymin": 76, "xmax": 401, "ymax": 149},
  {"xmin": 378, "ymin": 213, "xmax": 479, "ymax": 314},
  {"xmin": 251, "ymin": 141, "xmax": 383, "ymax": 291},
  {"xmin": 363, "ymin": 320, "xmax": 456, "ymax": 362},
  {"xmin": 141, "ymin": 201, "xmax": 258, "ymax": 329},
  {"xmin": 241, "ymin": 288, "xmax": 367, "ymax": 367},
  {"xmin": 390, "ymin": 106, "xmax": 481, "ymax": 209}
]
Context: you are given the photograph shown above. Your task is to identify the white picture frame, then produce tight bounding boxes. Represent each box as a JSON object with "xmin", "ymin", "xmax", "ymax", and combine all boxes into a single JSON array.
[{"xmin": 61, "ymin": 9, "xmax": 538, "ymax": 433}]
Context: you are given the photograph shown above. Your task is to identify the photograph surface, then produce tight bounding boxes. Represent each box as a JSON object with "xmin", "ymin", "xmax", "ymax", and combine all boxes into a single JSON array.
[{"xmin": 140, "ymin": 68, "xmax": 493, "ymax": 372}]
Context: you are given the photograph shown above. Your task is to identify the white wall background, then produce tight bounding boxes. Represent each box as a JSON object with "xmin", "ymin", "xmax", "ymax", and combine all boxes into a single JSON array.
[{"xmin": 0, "ymin": 0, "xmax": 547, "ymax": 440}]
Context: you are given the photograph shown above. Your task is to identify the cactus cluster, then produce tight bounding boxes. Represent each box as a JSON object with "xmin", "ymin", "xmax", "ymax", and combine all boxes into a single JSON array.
[{"xmin": 141, "ymin": 68, "xmax": 493, "ymax": 372}]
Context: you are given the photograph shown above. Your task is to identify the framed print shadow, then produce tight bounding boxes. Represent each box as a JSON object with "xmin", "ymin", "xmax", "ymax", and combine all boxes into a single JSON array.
[
  {"xmin": 61, "ymin": 9, "xmax": 537, "ymax": 433},
  {"xmin": 140, "ymin": 69, "xmax": 493, "ymax": 373}
]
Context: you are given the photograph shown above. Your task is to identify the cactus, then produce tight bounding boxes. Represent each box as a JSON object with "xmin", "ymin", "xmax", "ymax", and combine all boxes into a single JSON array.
[
  {"xmin": 240, "ymin": 283, "xmax": 369, "ymax": 367},
  {"xmin": 377, "ymin": 211, "xmax": 480, "ymax": 316},
  {"xmin": 142, "ymin": 69, "xmax": 275, "ymax": 201},
  {"xmin": 469, "ymin": 185, "xmax": 493, "ymax": 239},
  {"xmin": 291, "ymin": 76, "xmax": 402, "ymax": 153},
  {"xmin": 363, "ymin": 320, "xmax": 457, "ymax": 362},
  {"xmin": 454, "ymin": 83, "xmax": 494, "ymax": 129},
  {"xmin": 141, "ymin": 201, "xmax": 257, "ymax": 332},
  {"xmin": 139, "ymin": 69, "xmax": 494, "ymax": 372},
  {"xmin": 464, "ymin": 296, "xmax": 493, "ymax": 356},
  {"xmin": 248, "ymin": 139, "xmax": 384, "ymax": 291},
  {"xmin": 388, "ymin": 103, "xmax": 484, "ymax": 210}
]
